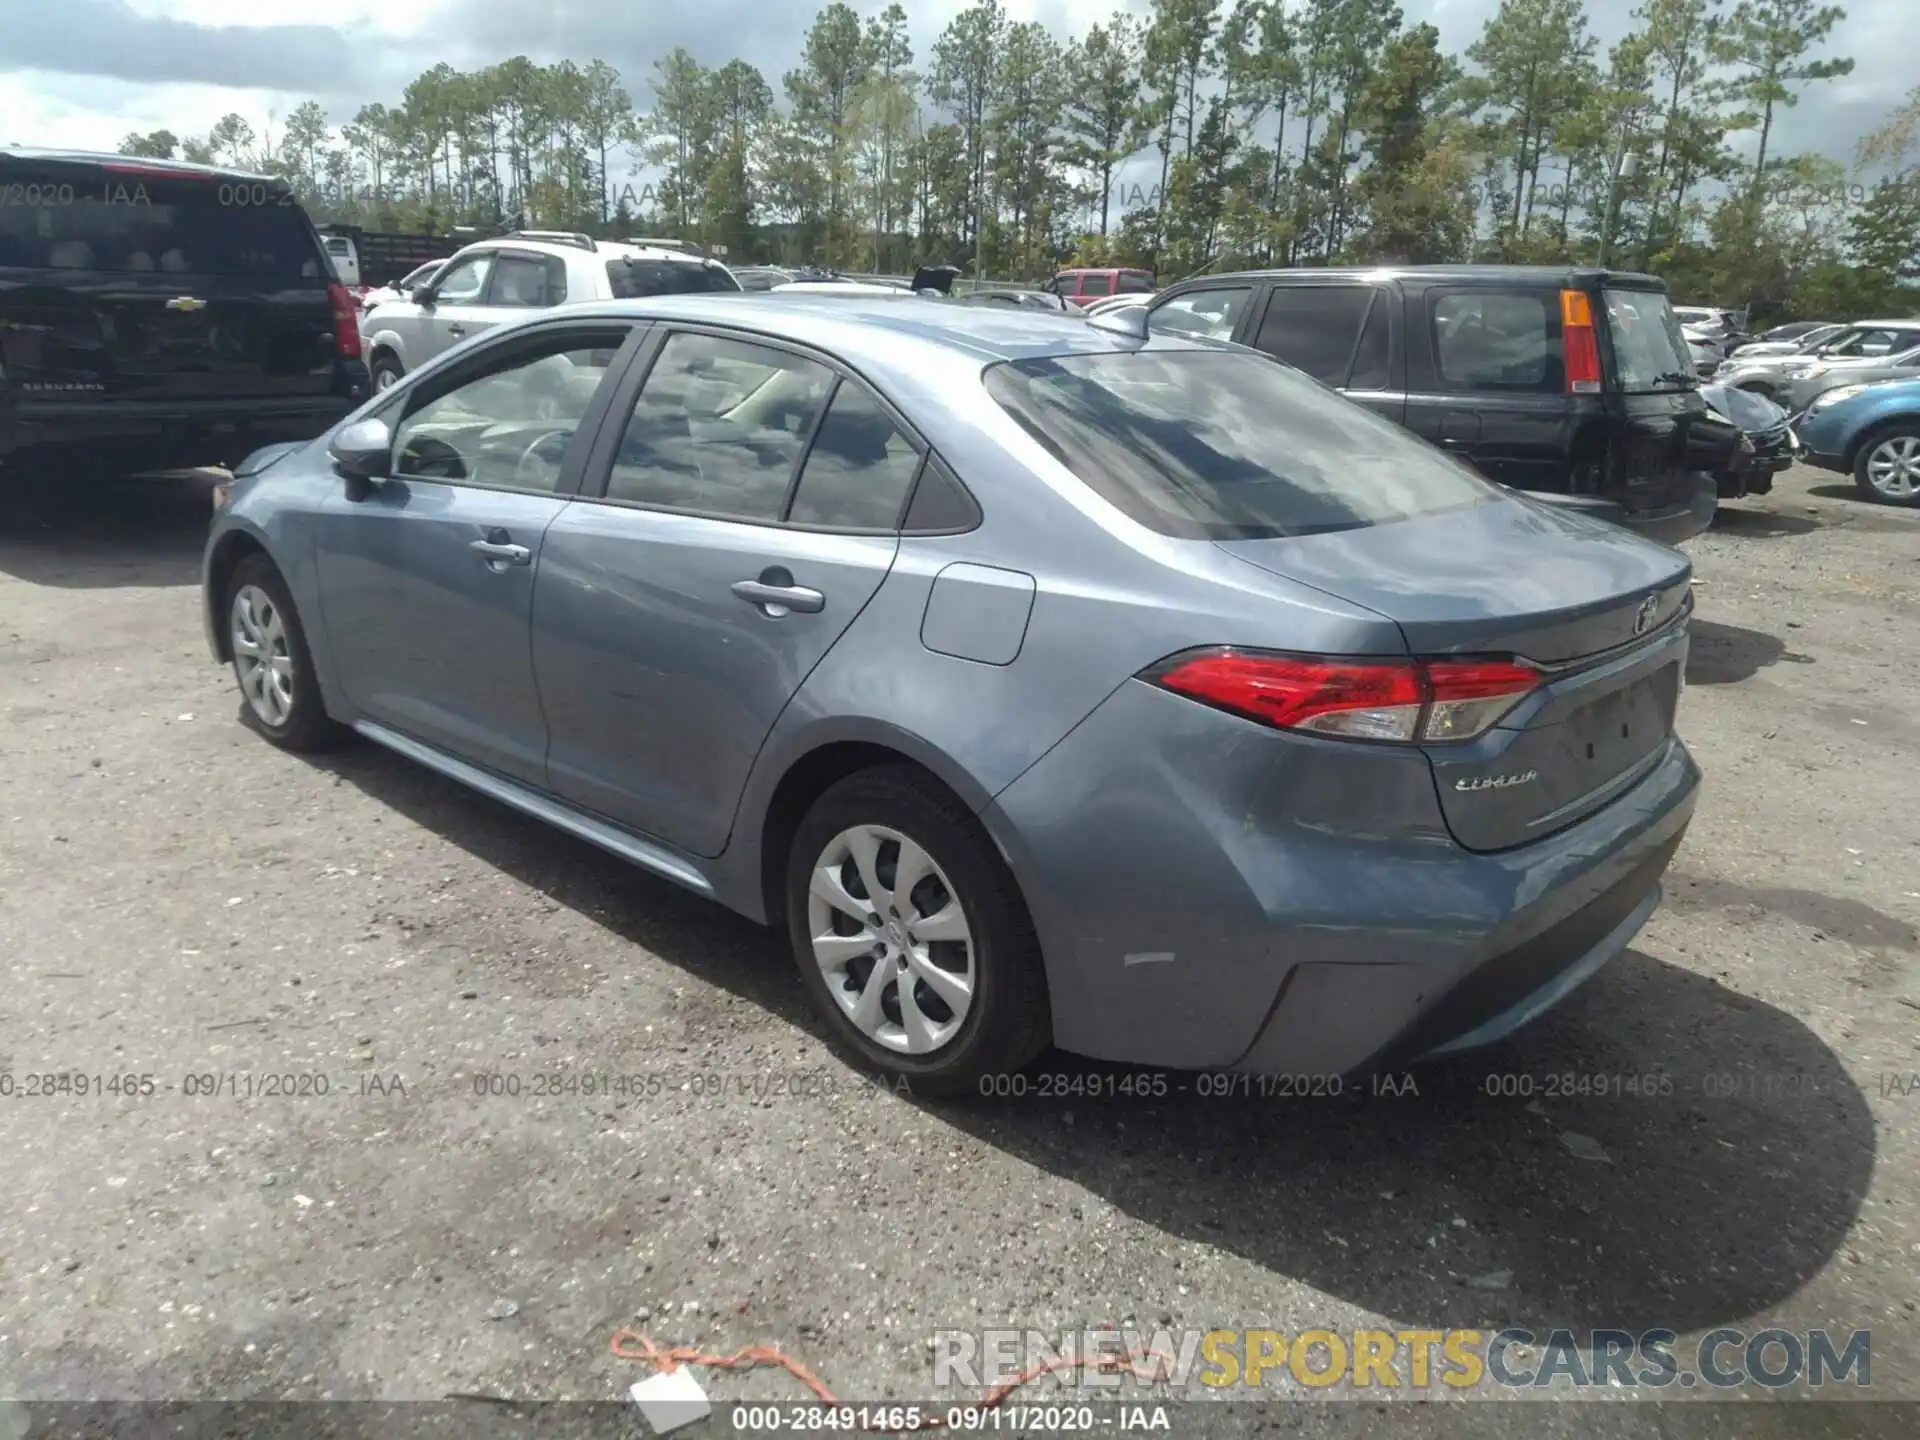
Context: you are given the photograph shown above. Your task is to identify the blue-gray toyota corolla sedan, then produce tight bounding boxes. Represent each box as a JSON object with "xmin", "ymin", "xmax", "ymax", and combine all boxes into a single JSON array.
[{"xmin": 202, "ymin": 294, "xmax": 1700, "ymax": 1093}]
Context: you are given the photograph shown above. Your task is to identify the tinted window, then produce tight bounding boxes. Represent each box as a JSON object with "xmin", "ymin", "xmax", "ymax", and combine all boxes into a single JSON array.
[
  {"xmin": 0, "ymin": 170, "xmax": 326, "ymax": 281},
  {"xmin": 984, "ymin": 349, "xmax": 1496, "ymax": 540},
  {"xmin": 1254, "ymin": 286, "xmax": 1375, "ymax": 384},
  {"xmin": 489, "ymin": 253, "xmax": 564, "ymax": 307},
  {"xmin": 605, "ymin": 332, "xmax": 835, "ymax": 520},
  {"xmin": 605, "ymin": 258, "xmax": 743, "ymax": 297},
  {"xmin": 1147, "ymin": 287, "xmax": 1252, "ymax": 342},
  {"xmin": 1118, "ymin": 272, "xmax": 1155, "ymax": 293},
  {"xmin": 1601, "ymin": 288, "xmax": 1693, "ymax": 391},
  {"xmin": 390, "ymin": 334, "xmax": 623, "ymax": 492},
  {"xmin": 432, "ymin": 253, "xmax": 493, "ymax": 303},
  {"xmin": 788, "ymin": 383, "xmax": 921, "ymax": 529},
  {"xmin": 1434, "ymin": 291, "xmax": 1556, "ymax": 391},
  {"xmin": 1349, "ymin": 297, "xmax": 1390, "ymax": 389},
  {"xmin": 1081, "ymin": 272, "xmax": 1113, "ymax": 297}
]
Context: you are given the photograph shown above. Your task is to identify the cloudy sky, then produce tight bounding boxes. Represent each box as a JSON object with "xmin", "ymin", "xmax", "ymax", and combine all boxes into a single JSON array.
[{"xmin": 0, "ymin": 0, "xmax": 1905, "ymax": 185}]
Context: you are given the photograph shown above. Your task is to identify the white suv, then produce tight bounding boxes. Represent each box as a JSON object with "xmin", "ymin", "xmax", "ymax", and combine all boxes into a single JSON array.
[{"xmin": 359, "ymin": 232, "xmax": 741, "ymax": 390}]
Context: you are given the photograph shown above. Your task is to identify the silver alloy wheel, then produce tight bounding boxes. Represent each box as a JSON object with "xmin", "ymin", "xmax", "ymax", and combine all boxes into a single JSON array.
[
  {"xmin": 374, "ymin": 365, "xmax": 397, "ymax": 391},
  {"xmin": 231, "ymin": 584, "xmax": 295, "ymax": 727},
  {"xmin": 807, "ymin": 824, "xmax": 976, "ymax": 1055},
  {"xmin": 1864, "ymin": 435, "xmax": 1920, "ymax": 498}
]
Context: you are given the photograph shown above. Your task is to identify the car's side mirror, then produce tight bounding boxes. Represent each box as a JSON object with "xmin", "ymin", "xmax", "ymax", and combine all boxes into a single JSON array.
[
  {"xmin": 410, "ymin": 286, "xmax": 437, "ymax": 307},
  {"xmin": 330, "ymin": 418, "xmax": 393, "ymax": 497}
]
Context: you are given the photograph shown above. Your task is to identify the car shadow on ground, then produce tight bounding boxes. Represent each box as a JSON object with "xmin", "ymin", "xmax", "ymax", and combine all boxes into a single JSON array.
[
  {"xmin": 313, "ymin": 741, "xmax": 1876, "ymax": 1347},
  {"xmin": 0, "ymin": 472, "xmax": 214, "ymax": 589},
  {"xmin": 1709, "ymin": 503, "xmax": 1821, "ymax": 537},
  {"xmin": 1684, "ymin": 619, "xmax": 1791, "ymax": 685}
]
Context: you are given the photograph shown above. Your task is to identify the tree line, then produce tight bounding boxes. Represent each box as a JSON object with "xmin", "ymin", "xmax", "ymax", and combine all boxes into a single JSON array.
[{"xmin": 117, "ymin": 0, "xmax": 1920, "ymax": 321}]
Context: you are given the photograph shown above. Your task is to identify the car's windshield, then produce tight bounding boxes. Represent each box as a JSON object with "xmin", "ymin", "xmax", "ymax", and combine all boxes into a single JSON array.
[
  {"xmin": 982, "ymin": 348, "xmax": 1498, "ymax": 540},
  {"xmin": 1602, "ymin": 288, "xmax": 1696, "ymax": 391}
]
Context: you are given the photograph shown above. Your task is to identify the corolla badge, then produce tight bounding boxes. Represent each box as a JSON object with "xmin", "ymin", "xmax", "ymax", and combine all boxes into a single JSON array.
[
  {"xmin": 1455, "ymin": 771, "xmax": 1538, "ymax": 792},
  {"xmin": 1633, "ymin": 592, "xmax": 1661, "ymax": 636}
]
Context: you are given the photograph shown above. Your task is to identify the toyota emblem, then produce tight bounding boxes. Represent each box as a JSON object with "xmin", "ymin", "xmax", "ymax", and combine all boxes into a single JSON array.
[{"xmin": 1633, "ymin": 593, "xmax": 1661, "ymax": 636}]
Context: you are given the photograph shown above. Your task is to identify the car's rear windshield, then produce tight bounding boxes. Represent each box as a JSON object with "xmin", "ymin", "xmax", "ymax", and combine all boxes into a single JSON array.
[
  {"xmin": 605, "ymin": 258, "xmax": 743, "ymax": 297},
  {"xmin": 0, "ymin": 167, "xmax": 327, "ymax": 282},
  {"xmin": 982, "ymin": 348, "xmax": 1499, "ymax": 539},
  {"xmin": 1602, "ymin": 288, "xmax": 1697, "ymax": 392}
]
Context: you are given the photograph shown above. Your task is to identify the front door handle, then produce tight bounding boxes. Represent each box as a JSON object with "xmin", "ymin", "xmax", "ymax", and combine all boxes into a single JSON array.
[
  {"xmin": 470, "ymin": 538, "xmax": 531, "ymax": 568},
  {"xmin": 732, "ymin": 578, "xmax": 824, "ymax": 615}
]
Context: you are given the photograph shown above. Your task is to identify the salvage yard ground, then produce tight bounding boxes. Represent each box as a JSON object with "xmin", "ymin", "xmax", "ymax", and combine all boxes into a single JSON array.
[{"xmin": 1, "ymin": 465, "xmax": 1917, "ymax": 1438}]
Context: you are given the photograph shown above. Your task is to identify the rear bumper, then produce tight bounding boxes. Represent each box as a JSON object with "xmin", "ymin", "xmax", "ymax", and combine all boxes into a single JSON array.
[
  {"xmin": 1525, "ymin": 474, "xmax": 1719, "ymax": 545},
  {"xmin": 0, "ymin": 378, "xmax": 366, "ymax": 467},
  {"xmin": 986, "ymin": 680, "xmax": 1701, "ymax": 1073}
]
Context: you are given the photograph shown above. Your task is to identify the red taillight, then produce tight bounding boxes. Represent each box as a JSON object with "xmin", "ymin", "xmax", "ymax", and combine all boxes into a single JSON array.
[
  {"xmin": 1561, "ymin": 289, "xmax": 1602, "ymax": 394},
  {"xmin": 1145, "ymin": 649, "xmax": 1539, "ymax": 744},
  {"xmin": 327, "ymin": 282, "xmax": 362, "ymax": 359}
]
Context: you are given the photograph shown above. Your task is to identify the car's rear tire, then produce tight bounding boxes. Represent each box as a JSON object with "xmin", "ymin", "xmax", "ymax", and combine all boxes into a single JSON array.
[
  {"xmin": 1853, "ymin": 426, "xmax": 1920, "ymax": 507},
  {"xmin": 224, "ymin": 553, "xmax": 350, "ymax": 752},
  {"xmin": 784, "ymin": 766, "xmax": 1050, "ymax": 1095},
  {"xmin": 371, "ymin": 353, "xmax": 403, "ymax": 391}
]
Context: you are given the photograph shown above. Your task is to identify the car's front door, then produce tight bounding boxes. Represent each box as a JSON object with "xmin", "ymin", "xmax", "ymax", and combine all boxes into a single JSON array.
[
  {"xmin": 532, "ymin": 327, "xmax": 923, "ymax": 857},
  {"xmin": 411, "ymin": 249, "xmax": 496, "ymax": 365},
  {"xmin": 313, "ymin": 321, "xmax": 641, "ymax": 781}
]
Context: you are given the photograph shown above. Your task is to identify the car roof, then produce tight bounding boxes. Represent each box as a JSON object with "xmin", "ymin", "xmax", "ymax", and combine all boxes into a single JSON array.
[
  {"xmin": 1169, "ymin": 263, "xmax": 1669, "ymax": 289},
  {"xmin": 556, "ymin": 292, "xmax": 1210, "ymax": 365},
  {"xmin": 1844, "ymin": 318, "xmax": 1920, "ymax": 328},
  {"xmin": 0, "ymin": 145, "xmax": 286, "ymax": 186}
]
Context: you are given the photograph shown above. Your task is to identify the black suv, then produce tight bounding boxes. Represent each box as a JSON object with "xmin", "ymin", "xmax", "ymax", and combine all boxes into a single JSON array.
[
  {"xmin": 1, "ymin": 149, "xmax": 369, "ymax": 476},
  {"xmin": 1145, "ymin": 265, "xmax": 1729, "ymax": 545}
]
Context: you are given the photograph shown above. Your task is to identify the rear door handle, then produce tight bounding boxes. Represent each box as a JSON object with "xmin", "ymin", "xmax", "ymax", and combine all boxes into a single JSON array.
[
  {"xmin": 732, "ymin": 579, "xmax": 824, "ymax": 615},
  {"xmin": 470, "ymin": 538, "xmax": 531, "ymax": 568}
]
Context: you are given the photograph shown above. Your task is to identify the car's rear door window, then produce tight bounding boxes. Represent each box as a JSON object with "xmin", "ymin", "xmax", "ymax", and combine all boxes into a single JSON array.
[
  {"xmin": 1147, "ymin": 287, "xmax": 1253, "ymax": 342},
  {"xmin": 0, "ymin": 169, "xmax": 326, "ymax": 282},
  {"xmin": 1118, "ymin": 271, "xmax": 1155, "ymax": 293},
  {"xmin": 488, "ymin": 252, "xmax": 566, "ymax": 307},
  {"xmin": 788, "ymin": 383, "xmax": 923, "ymax": 529},
  {"xmin": 983, "ymin": 348, "xmax": 1496, "ymax": 539},
  {"xmin": 605, "ymin": 332, "xmax": 836, "ymax": 521},
  {"xmin": 1253, "ymin": 285, "xmax": 1376, "ymax": 385},
  {"xmin": 1432, "ymin": 290, "xmax": 1558, "ymax": 391},
  {"xmin": 1081, "ymin": 272, "xmax": 1113, "ymax": 297}
]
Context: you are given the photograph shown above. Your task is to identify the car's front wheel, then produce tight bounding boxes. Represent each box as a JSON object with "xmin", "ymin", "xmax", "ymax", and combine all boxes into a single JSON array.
[
  {"xmin": 371, "ymin": 354, "xmax": 403, "ymax": 391},
  {"xmin": 225, "ymin": 554, "xmax": 349, "ymax": 751},
  {"xmin": 785, "ymin": 767, "xmax": 1049, "ymax": 1094},
  {"xmin": 1854, "ymin": 427, "xmax": 1920, "ymax": 507}
]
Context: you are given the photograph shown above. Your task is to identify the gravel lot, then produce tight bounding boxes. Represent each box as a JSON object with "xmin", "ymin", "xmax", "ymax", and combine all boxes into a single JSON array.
[{"xmin": 1, "ymin": 464, "xmax": 1916, "ymax": 1438}]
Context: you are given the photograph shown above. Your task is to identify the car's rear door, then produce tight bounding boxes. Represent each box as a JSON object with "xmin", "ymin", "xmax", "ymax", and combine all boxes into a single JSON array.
[
  {"xmin": 531, "ymin": 326, "xmax": 920, "ymax": 858},
  {"xmin": 0, "ymin": 156, "xmax": 340, "ymax": 407}
]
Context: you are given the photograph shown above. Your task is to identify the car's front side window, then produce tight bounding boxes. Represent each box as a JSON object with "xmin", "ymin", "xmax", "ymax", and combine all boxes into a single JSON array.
[
  {"xmin": 389, "ymin": 331, "xmax": 627, "ymax": 492},
  {"xmin": 603, "ymin": 332, "xmax": 837, "ymax": 521},
  {"xmin": 432, "ymin": 253, "xmax": 493, "ymax": 304},
  {"xmin": 1147, "ymin": 287, "xmax": 1252, "ymax": 342}
]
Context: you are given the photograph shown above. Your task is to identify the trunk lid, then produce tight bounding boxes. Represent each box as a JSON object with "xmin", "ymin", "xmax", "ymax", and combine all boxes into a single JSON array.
[
  {"xmin": 0, "ymin": 159, "xmax": 339, "ymax": 406},
  {"xmin": 1218, "ymin": 495, "xmax": 1692, "ymax": 853}
]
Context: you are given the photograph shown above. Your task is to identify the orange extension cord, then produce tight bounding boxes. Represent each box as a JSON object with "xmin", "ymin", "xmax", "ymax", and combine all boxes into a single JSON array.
[{"xmin": 610, "ymin": 1328, "xmax": 1174, "ymax": 1433}]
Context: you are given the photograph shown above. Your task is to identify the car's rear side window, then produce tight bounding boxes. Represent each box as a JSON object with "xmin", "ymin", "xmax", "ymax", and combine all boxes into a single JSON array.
[
  {"xmin": 1253, "ymin": 285, "xmax": 1377, "ymax": 385},
  {"xmin": 983, "ymin": 349, "xmax": 1497, "ymax": 539},
  {"xmin": 788, "ymin": 382, "xmax": 922, "ymax": 529},
  {"xmin": 1081, "ymin": 272, "xmax": 1113, "ymax": 297},
  {"xmin": 0, "ymin": 169, "xmax": 326, "ymax": 282},
  {"xmin": 605, "ymin": 258, "xmax": 743, "ymax": 297},
  {"xmin": 1118, "ymin": 271, "xmax": 1154, "ymax": 293},
  {"xmin": 1432, "ymin": 290, "xmax": 1557, "ymax": 392}
]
